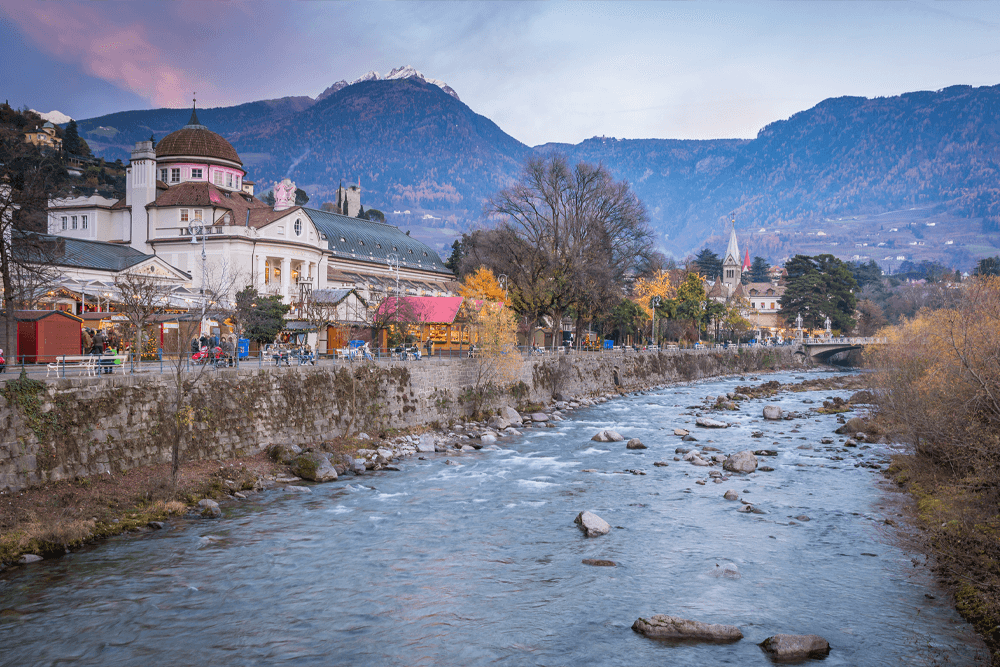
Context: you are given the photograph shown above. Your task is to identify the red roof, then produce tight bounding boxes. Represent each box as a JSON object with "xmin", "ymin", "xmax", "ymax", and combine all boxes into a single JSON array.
[{"xmin": 375, "ymin": 296, "xmax": 464, "ymax": 324}]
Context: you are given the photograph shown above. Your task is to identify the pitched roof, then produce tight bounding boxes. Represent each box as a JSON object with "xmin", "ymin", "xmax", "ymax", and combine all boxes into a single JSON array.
[
  {"xmin": 15, "ymin": 231, "xmax": 163, "ymax": 272},
  {"xmin": 149, "ymin": 181, "xmax": 287, "ymax": 226},
  {"xmin": 375, "ymin": 296, "xmax": 464, "ymax": 324},
  {"xmin": 304, "ymin": 207, "xmax": 452, "ymax": 277},
  {"xmin": 15, "ymin": 310, "xmax": 83, "ymax": 323}
]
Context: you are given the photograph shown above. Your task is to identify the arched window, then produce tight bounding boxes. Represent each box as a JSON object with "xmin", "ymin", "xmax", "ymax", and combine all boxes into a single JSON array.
[{"xmin": 294, "ymin": 218, "xmax": 302, "ymax": 236}]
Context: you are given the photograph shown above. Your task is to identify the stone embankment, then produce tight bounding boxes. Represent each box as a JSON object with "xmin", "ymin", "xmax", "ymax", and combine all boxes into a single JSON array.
[{"xmin": 0, "ymin": 346, "xmax": 801, "ymax": 492}]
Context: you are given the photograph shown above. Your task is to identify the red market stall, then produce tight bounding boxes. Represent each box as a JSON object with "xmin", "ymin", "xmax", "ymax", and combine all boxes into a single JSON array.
[{"xmin": 16, "ymin": 310, "xmax": 83, "ymax": 363}]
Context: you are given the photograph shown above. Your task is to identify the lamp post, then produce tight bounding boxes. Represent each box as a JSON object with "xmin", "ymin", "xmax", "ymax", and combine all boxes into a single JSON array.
[
  {"xmin": 650, "ymin": 295, "xmax": 661, "ymax": 347},
  {"xmin": 190, "ymin": 223, "xmax": 208, "ymax": 333},
  {"xmin": 385, "ymin": 253, "xmax": 400, "ymax": 351}
]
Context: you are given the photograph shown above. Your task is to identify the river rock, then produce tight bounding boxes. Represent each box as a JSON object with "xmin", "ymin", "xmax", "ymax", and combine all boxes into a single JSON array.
[
  {"xmin": 711, "ymin": 563, "xmax": 741, "ymax": 579},
  {"xmin": 674, "ymin": 428, "xmax": 690, "ymax": 436},
  {"xmin": 759, "ymin": 634, "xmax": 830, "ymax": 660},
  {"xmin": 723, "ymin": 489, "xmax": 739, "ymax": 500},
  {"xmin": 352, "ymin": 459, "xmax": 367, "ymax": 474},
  {"xmin": 626, "ymin": 438, "xmax": 647, "ymax": 449},
  {"xmin": 653, "ymin": 461, "xmax": 669, "ymax": 467},
  {"xmin": 592, "ymin": 429, "xmax": 625, "ymax": 442},
  {"xmin": 198, "ymin": 499, "xmax": 221, "ymax": 518},
  {"xmin": 632, "ymin": 615, "xmax": 743, "ymax": 642},
  {"xmin": 480, "ymin": 433, "xmax": 497, "ymax": 445},
  {"xmin": 696, "ymin": 417, "xmax": 728, "ymax": 428},
  {"xmin": 267, "ymin": 443, "xmax": 302, "ymax": 464},
  {"xmin": 575, "ymin": 511, "xmax": 611, "ymax": 537},
  {"xmin": 488, "ymin": 416, "xmax": 511, "ymax": 430},
  {"xmin": 291, "ymin": 453, "xmax": 338, "ymax": 483},
  {"xmin": 763, "ymin": 405, "xmax": 783, "ymax": 420},
  {"xmin": 836, "ymin": 417, "xmax": 867, "ymax": 434},
  {"xmin": 531, "ymin": 413, "xmax": 549, "ymax": 423},
  {"xmin": 690, "ymin": 456, "xmax": 711, "ymax": 466},
  {"xmin": 417, "ymin": 435, "xmax": 436, "ymax": 453},
  {"xmin": 723, "ymin": 451, "xmax": 758, "ymax": 474},
  {"xmin": 582, "ymin": 558, "xmax": 616, "ymax": 567},
  {"xmin": 18, "ymin": 554, "xmax": 42, "ymax": 564},
  {"xmin": 500, "ymin": 406, "xmax": 523, "ymax": 424},
  {"xmin": 682, "ymin": 434, "xmax": 698, "ymax": 442}
]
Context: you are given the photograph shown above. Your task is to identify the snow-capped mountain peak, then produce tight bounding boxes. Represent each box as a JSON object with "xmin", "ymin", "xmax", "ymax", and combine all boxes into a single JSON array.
[
  {"xmin": 318, "ymin": 67, "xmax": 459, "ymax": 101},
  {"xmin": 30, "ymin": 109, "xmax": 73, "ymax": 124}
]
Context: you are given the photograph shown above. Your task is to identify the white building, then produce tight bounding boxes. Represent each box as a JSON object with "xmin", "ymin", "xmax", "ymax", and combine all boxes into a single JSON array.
[{"xmin": 47, "ymin": 107, "xmax": 455, "ymax": 317}]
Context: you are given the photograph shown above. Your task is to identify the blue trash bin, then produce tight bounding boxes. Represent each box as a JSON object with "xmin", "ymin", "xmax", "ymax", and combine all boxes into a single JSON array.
[{"xmin": 237, "ymin": 338, "xmax": 250, "ymax": 359}]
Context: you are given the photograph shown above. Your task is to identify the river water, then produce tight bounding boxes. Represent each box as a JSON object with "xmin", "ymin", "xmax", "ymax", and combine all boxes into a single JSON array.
[{"xmin": 0, "ymin": 369, "xmax": 984, "ymax": 666}]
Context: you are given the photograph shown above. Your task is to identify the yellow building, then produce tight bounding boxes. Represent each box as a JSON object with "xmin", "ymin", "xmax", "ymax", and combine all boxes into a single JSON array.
[{"xmin": 23, "ymin": 121, "xmax": 62, "ymax": 151}]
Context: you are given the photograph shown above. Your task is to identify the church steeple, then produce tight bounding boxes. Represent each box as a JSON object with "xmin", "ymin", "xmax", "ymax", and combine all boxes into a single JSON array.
[{"xmin": 722, "ymin": 215, "xmax": 741, "ymax": 294}]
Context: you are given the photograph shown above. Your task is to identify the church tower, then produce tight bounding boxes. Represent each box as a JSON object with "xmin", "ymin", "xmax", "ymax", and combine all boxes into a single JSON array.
[{"xmin": 721, "ymin": 216, "xmax": 741, "ymax": 295}]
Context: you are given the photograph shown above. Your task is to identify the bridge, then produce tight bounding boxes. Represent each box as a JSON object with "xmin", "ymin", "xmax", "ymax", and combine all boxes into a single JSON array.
[{"xmin": 798, "ymin": 337, "xmax": 887, "ymax": 361}]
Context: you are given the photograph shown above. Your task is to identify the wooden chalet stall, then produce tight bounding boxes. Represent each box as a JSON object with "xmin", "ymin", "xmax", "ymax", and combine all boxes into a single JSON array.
[
  {"xmin": 16, "ymin": 310, "xmax": 83, "ymax": 362},
  {"xmin": 374, "ymin": 296, "xmax": 475, "ymax": 352}
]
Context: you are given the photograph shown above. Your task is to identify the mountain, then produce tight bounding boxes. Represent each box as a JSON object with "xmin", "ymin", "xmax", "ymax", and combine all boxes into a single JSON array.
[
  {"xmin": 75, "ymin": 78, "xmax": 1000, "ymax": 266},
  {"xmin": 30, "ymin": 109, "xmax": 73, "ymax": 124}
]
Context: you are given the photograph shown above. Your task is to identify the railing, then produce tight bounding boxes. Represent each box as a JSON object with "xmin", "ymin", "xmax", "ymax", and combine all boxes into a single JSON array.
[
  {"xmin": 0, "ymin": 342, "xmax": 775, "ymax": 382},
  {"xmin": 801, "ymin": 337, "xmax": 887, "ymax": 345}
]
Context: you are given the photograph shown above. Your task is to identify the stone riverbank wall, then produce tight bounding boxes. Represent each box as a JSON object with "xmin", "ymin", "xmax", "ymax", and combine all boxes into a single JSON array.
[{"xmin": 0, "ymin": 346, "xmax": 803, "ymax": 491}]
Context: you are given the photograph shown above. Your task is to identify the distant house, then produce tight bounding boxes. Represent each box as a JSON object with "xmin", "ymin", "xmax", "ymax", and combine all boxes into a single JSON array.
[{"xmin": 23, "ymin": 121, "xmax": 62, "ymax": 151}]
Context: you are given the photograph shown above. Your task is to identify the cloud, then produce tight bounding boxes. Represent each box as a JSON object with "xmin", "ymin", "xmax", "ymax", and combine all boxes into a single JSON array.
[{"xmin": 0, "ymin": 0, "xmax": 211, "ymax": 107}]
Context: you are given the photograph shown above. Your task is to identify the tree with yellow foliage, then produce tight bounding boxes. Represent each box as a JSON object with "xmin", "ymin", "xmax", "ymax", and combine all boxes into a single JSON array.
[
  {"xmin": 459, "ymin": 266, "xmax": 507, "ymax": 302},
  {"xmin": 632, "ymin": 271, "xmax": 675, "ymax": 319},
  {"xmin": 467, "ymin": 300, "xmax": 523, "ymax": 417}
]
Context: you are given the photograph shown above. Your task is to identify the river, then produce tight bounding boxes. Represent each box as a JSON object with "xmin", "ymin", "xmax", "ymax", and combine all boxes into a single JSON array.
[{"xmin": 0, "ymin": 369, "xmax": 984, "ymax": 666}]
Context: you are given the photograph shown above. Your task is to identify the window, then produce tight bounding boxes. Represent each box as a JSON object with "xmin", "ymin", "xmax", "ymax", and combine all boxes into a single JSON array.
[
  {"xmin": 294, "ymin": 218, "xmax": 302, "ymax": 236},
  {"xmin": 226, "ymin": 173, "xmax": 233, "ymax": 188},
  {"xmin": 340, "ymin": 237, "xmax": 346, "ymax": 242},
  {"xmin": 213, "ymin": 171, "xmax": 223, "ymax": 186},
  {"xmin": 61, "ymin": 216, "xmax": 67, "ymax": 230},
  {"xmin": 180, "ymin": 209, "xmax": 189, "ymax": 223},
  {"xmin": 423, "ymin": 251, "xmax": 428, "ymax": 257},
  {"xmin": 160, "ymin": 169, "xmax": 168, "ymax": 182},
  {"xmin": 358, "ymin": 240, "xmax": 364, "ymax": 246},
  {"xmin": 170, "ymin": 168, "xmax": 180, "ymax": 183},
  {"xmin": 71, "ymin": 215, "xmax": 77, "ymax": 229},
  {"xmin": 235, "ymin": 176, "xmax": 240, "ymax": 189},
  {"xmin": 193, "ymin": 209, "xmax": 203, "ymax": 221},
  {"xmin": 376, "ymin": 243, "xmax": 381, "ymax": 249},
  {"xmin": 726, "ymin": 269, "xmax": 734, "ymax": 279},
  {"xmin": 191, "ymin": 168, "xmax": 203, "ymax": 179},
  {"xmin": 770, "ymin": 302, "xmax": 776, "ymax": 310},
  {"xmin": 81, "ymin": 215, "xmax": 88, "ymax": 230}
]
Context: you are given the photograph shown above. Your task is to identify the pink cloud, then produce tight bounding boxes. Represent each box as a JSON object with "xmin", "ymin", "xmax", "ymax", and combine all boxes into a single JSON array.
[{"xmin": 1, "ymin": 0, "xmax": 211, "ymax": 106}]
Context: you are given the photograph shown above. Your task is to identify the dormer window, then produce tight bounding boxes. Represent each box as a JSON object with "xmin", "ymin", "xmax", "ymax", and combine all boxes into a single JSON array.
[
  {"xmin": 294, "ymin": 218, "xmax": 302, "ymax": 236},
  {"xmin": 340, "ymin": 237, "xmax": 346, "ymax": 242},
  {"xmin": 191, "ymin": 168, "xmax": 203, "ymax": 179},
  {"xmin": 359, "ymin": 240, "xmax": 364, "ymax": 246}
]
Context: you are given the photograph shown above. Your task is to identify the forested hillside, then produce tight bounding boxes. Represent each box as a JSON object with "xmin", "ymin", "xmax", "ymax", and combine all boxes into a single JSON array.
[{"xmin": 74, "ymin": 81, "xmax": 1000, "ymax": 264}]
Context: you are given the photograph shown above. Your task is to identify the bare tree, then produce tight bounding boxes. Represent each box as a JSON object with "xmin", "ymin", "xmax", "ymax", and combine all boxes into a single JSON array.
[
  {"xmin": 0, "ymin": 122, "xmax": 67, "ymax": 355},
  {"xmin": 112, "ymin": 268, "xmax": 177, "ymax": 365},
  {"xmin": 484, "ymin": 155, "xmax": 653, "ymax": 347}
]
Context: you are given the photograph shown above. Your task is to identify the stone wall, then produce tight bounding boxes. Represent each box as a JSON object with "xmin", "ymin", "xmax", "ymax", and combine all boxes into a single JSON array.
[{"xmin": 0, "ymin": 347, "xmax": 801, "ymax": 491}]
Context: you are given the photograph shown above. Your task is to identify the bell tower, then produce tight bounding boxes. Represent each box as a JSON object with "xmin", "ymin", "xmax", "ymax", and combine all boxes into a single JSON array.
[{"xmin": 721, "ymin": 216, "xmax": 741, "ymax": 295}]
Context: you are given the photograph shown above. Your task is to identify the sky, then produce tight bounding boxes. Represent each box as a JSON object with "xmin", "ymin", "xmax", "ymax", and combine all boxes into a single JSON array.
[{"xmin": 2, "ymin": 1, "xmax": 999, "ymax": 146}]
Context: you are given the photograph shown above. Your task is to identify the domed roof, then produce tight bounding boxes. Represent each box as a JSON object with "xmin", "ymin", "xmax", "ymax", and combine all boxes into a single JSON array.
[{"xmin": 156, "ymin": 108, "xmax": 242, "ymax": 166}]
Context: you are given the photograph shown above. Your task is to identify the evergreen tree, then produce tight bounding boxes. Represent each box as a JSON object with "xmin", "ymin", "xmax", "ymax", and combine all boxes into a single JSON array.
[
  {"xmin": 974, "ymin": 256, "xmax": 1000, "ymax": 277},
  {"xmin": 235, "ymin": 287, "xmax": 291, "ymax": 345},
  {"xmin": 294, "ymin": 188, "xmax": 309, "ymax": 206},
  {"xmin": 778, "ymin": 254, "xmax": 858, "ymax": 332},
  {"xmin": 849, "ymin": 259, "xmax": 883, "ymax": 288},
  {"xmin": 356, "ymin": 204, "xmax": 365, "ymax": 219},
  {"xmin": 62, "ymin": 120, "xmax": 90, "ymax": 156},
  {"xmin": 748, "ymin": 256, "xmax": 770, "ymax": 283},
  {"xmin": 445, "ymin": 237, "xmax": 466, "ymax": 275},
  {"xmin": 693, "ymin": 248, "xmax": 722, "ymax": 280}
]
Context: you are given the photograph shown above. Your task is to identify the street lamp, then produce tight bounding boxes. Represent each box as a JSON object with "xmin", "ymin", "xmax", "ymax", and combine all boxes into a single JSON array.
[
  {"xmin": 190, "ymin": 222, "xmax": 208, "ymax": 332},
  {"xmin": 650, "ymin": 295, "xmax": 661, "ymax": 347}
]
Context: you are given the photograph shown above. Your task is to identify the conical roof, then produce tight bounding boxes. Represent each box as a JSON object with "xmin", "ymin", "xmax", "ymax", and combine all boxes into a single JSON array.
[{"xmin": 724, "ymin": 224, "xmax": 740, "ymax": 266}]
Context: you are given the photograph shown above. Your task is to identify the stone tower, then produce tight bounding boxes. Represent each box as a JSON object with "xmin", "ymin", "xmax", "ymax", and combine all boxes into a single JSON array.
[{"xmin": 721, "ymin": 219, "xmax": 741, "ymax": 295}]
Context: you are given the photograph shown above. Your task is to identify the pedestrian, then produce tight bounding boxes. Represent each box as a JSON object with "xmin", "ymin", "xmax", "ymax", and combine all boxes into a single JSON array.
[
  {"xmin": 82, "ymin": 327, "xmax": 92, "ymax": 353},
  {"xmin": 191, "ymin": 337, "xmax": 200, "ymax": 355},
  {"xmin": 91, "ymin": 329, "xmax": 106, "ymax": 354}
]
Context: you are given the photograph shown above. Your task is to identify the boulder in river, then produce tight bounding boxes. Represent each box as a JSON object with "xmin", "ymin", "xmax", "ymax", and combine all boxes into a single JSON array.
[
  {"xmin": 291, "ymin": 453, "xmax": 338, "ymax": 482},
  {"xmin": 723, "ymin": 489, "xmax": 739, "ymax": 501},
  {"xmin": 836, "ymin": 417, "xmax": 867, "ymax": 434},
  {"xmin": 696, "ymin": 417, "xmax": 728, "ymax": 428},
  {"xmin": 531, "ymin": 413, "xmax": 550, "ymax": 423},
  {"xmin": 417, "ymin": 435, "xmax": 436, "ymax": 453},
  {"xmin": 488, "ymin": 416, "xmax": 511, "ymax": 430},
  {"xmin": 197, "ymin": 499, "xmax": 221, "ymax": 518},
  {"xmin": 592, "ymin": 429, "xmax": 625, "ymax": 442},
  {"xmin": 574, "ymin": 511, "xmax": 611, "ymax": 537},
  {"xmin": 723, "ymin": 451, "xmax": 758, "ymax": 474},
  {"xmin": 632, "ymin": 615, "xmax": 743, "ymax": 642},
  {"xmin": 626, "ymin": 438, "xmax": 647, "ymax": 449},
  {"xmin": 759, "ymin": 634, "xmax": 830, "ymax": 660},
  {"xmin": 763, "ymin": 405, "xmax": 783, "ymax": 420},
  {"xmin": 674, "ymin": 428, "xmax": 690, "ymax": 436},
  {"xmin": 480, "ymin": 433, "xmax": 498, "ymax": 445},
  {"xmin": 582, "ymin": 558, "xmax": 616, "ymax": 567},
  {"xmin": 18, "ymin": 554, "xmax": 42, "ymax": 564}
]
